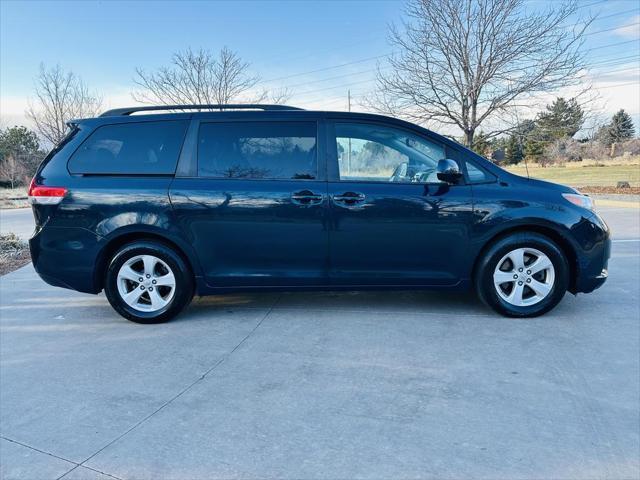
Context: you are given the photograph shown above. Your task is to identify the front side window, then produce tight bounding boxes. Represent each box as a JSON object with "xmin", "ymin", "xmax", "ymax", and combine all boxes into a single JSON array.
[
  {"xmin": 198, "ymin": 122, "xmax": 317, "ymax": 180},
  {"xmin": 68, "ymin": 120, "xmax": 188, "ymax": 175},
  {"xmin": 465, "ymin": 160, "xmax": 494, "ymax": 183},
  {"xmin": 334, "ymin": 123, "xmax": 446, "ymax": 183}
]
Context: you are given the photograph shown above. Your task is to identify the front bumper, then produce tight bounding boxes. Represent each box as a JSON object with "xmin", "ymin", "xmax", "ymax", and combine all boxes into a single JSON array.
[
  {"xmin": 576, "ymin": 267, "xmax": 608, "ymax": 294},
  {"xmin": 571, "ymin": 213, "xmax": 610, "ymax": 294}
]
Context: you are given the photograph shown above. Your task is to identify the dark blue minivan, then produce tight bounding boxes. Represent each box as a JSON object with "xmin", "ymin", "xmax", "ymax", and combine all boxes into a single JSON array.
[{"xmin": 28, "ymin": 105, "xmax": 610, "ymax": 323}]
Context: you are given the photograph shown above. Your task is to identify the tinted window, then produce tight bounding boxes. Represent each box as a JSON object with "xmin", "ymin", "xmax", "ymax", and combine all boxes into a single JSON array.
[
  {"xmin": 68, "ymin": 120, "xmax": 188, "ymax": 175},
  {"xmin": 334, "ymin": 123, "xmax": 446, "ymax": 183},
  {"xmin": 198, "ymin": 122, "xmax": 317, "ymax": 180}
]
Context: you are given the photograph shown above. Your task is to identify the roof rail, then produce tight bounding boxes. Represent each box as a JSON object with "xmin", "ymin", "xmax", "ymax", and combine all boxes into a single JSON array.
[{"xmin": 100, "ymin": 104, "xmax": 304, "ymax": 117}]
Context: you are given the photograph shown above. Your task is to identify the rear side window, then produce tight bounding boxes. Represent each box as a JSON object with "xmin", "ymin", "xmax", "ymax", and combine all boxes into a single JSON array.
[
  {"xmin": 68, "ymin": 120, "xmax": 188, "ymax": 175},
  {"xmin": 198, "ymin": 122, "xmax": 317, "ymax": 180}
]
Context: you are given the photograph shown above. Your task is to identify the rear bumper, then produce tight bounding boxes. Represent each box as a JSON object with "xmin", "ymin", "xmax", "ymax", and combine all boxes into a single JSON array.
[{"xmin": 29, "ymin": 225, "xmax": 103, "ymax": 294}]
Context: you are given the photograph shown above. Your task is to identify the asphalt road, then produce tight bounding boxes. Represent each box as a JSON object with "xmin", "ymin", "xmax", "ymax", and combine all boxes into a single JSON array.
[{"xmin": 0, "ymin": 205, "xmax": 638, "ymax": 480}]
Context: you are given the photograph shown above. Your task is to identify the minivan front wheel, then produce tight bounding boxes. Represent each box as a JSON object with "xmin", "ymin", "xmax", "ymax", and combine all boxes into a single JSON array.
[
  {"xmin": 104, "ymin": 241, "xmax": 193, "ymax": 323},
  {"xmin": 476, "ymin": 233, "xmax": 569, "ymax": 317}
]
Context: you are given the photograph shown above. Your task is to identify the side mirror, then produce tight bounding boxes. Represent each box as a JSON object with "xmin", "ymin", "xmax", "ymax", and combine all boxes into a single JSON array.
[{"xmin": 436, "ymin": 159, "xmax": 463, "ymax": 184}]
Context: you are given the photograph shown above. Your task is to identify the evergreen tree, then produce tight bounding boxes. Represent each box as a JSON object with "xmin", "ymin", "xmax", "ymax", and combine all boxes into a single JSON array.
[
  {"xmin": 524, "ymin": 138, "xmax": 544, "ymax": 162},
  {"xmin": 0, "ymin": 126, "xmax": 43, "ymax": 187},
  {"xmin": 595, "ymin": 124, "xmax": 610, "ymax": 146},
  {"xmin": 608, "ymin": 109, "xmax": 635, "ymax": 143},
  {"xmin": 491, "ymin": 136, "xmax": 509, "ymax": 152},
  {"xmin": 505, "ymin": 134, "xmax": 523, "ymax": 164},
  {"xmin": 472, "ymin": 131, "xmax": 491, "ymax": 157},
  {"xmin": 536, "ymin": 97, "xmax": 584, "ymax": 141},
  {"xmin": 0, "ymin": 126, "xmax": 40, "ymax": 160},
  {"xmin": 514, "ymin": 119, "xmax": 536, "ymax": 139},
  {"xmin": 596, "ymin": 110, "xmax": 636, "ymax": 146}
]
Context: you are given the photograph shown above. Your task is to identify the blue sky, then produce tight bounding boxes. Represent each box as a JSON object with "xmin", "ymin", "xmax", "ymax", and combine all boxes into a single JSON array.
[{"xmin": 1, "ymin": 0, "xmax": 639, "ymax": 133}]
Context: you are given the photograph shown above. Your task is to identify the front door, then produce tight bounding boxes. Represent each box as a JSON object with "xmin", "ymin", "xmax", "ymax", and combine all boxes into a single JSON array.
[
  {"xmin": 170, "ymin": 119, "xmax": 329, "ymax": 288},
  {"xmin": 326, "ymin": 121, "xmax": 474, "ymax": 286}
]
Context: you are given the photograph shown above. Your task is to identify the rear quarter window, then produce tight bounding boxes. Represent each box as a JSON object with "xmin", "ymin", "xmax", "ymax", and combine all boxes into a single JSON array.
[{"xmin": 68, "ymin": 120, "xmax": 189, "ymax": 175}]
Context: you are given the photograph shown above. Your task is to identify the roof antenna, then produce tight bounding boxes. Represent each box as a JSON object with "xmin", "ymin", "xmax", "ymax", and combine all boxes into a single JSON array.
[
  {"xmin": 512, "ymin": 104, "xmax": 529, "ymax": 179},
  {"xmin": 523, "ymin": 146, "xmax": 530, "ymax": 179}
]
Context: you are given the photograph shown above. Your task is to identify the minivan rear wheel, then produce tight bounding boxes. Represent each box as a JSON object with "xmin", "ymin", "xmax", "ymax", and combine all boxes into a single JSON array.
[
  {"xmin": 475, "ymin": 233, "xmax": 569, "ymax": 317},
  {"xmin": 104, "ymin": 241, "xmax": 194, "ymax": 323}
]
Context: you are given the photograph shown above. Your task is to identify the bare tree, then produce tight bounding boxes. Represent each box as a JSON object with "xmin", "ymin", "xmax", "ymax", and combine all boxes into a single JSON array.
[
  {"xmin": 26, "ymin": 64, "xmax": 102, "ymax": 146},
  {"xmin": 0, "ymin": 154, "xmax": 25, "ymax": 189},
  {"xmin": 257, "ymin": 87, "xmax": 294, "ymax": 105},
  {"xmin": 369, "ymin": 0, "xmax": 592, "ymax": 147},
  {"xmin": 133, "ymin": 47, "xmax": 284, "ymax": 106}
]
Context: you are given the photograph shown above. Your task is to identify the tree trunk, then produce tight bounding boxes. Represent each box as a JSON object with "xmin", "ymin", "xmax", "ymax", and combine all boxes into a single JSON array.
[{"xmin": 464, "ymin": 130, "xmax": 474, "ymax": 148}]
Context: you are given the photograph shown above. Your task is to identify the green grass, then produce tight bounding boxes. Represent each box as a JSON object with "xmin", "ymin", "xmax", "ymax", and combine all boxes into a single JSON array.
[{"xmin": 505, "ymin": 164, "xmax": 640, "ymax": 187}]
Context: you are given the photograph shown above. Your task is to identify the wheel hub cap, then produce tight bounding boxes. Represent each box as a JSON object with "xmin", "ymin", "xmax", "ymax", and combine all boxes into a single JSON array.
[
  {"xmin": 493, "ymin": 247, "xmax": 555, "ymax": 307},
  {"xmin": 116, "ymin": 255, "xmax": 176, "ymax": 312}
]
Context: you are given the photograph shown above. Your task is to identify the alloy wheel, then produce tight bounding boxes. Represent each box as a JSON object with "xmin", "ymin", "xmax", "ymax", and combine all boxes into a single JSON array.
[
  {"xmin": 116, "ymin": 254, "xmax": 176, "ymax": 312},
  {"xmin": 493, "ymin": 247, "xmax": 555, "ymax": 307}
]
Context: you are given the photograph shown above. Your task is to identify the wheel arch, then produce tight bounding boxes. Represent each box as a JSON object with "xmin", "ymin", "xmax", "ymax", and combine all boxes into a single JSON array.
[
  {"xmin": 94, "ymin": 229, "xmax": 200, "ymax": 292},
  {"xmin": 471, "ymin": 224, "xmax": 579, "ymax": 293}
]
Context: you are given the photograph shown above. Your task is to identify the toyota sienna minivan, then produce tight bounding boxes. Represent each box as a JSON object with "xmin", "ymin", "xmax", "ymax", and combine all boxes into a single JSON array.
[{"xmin": 28, "ymin": 104, "xmax": 610, "ymax": 323}]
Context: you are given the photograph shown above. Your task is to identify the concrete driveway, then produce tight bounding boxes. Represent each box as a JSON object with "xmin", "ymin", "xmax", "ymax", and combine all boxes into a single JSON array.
[{"xmin": 0, "ymin": 206, "xmax": 638, "ymax": 480}]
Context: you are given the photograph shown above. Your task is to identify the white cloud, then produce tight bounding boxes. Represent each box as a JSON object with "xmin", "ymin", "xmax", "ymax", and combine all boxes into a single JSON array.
[
  {"xmin": 0, "ymin": 96, "xmax": 30, "ymax": 128},
  {"xmin": 614, "ymin": 15, "xmax": 640, "ymax": 39},
  {"xmin": 2, "ymin": 76, "xmax": 637, "ymax": 140},
  {"xmin": 0, "ymin": 85, "xmax": 143, "ymax": 128}
]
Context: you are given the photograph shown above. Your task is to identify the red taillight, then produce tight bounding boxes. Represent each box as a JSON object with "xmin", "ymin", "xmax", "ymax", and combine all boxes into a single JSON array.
[{"xmin": 28, "ymin": 178, "xmax": 67, "ymax": 205}]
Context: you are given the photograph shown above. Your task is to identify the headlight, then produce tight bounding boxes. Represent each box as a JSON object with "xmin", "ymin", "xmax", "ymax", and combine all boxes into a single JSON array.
[{"xmin": 562, "ymin": 193, "xmax": 594, "ymax": 211}]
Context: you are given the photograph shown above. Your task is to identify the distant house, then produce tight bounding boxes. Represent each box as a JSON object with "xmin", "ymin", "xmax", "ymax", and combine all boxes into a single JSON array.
[{"xmin": 491, "ymin": 148, "xmax": 505, "ymax": 163}]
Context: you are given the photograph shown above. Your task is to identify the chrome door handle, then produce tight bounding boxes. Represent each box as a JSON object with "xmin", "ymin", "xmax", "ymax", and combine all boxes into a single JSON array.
[
  {"xmin": 332, "ymin": 192, "xmax": 366, "ymax": 205},
  {"xmin": 291, "ymin": 190, "xmax": 323, "ymax": 205}
]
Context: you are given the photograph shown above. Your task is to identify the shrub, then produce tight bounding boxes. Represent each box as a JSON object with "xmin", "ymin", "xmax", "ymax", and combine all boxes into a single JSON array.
[
  {"xmin": 543, "ymin": 138, "xmax": 582, "ymax": 165},
  {"xmin": 581, "ymin": 141, "xmax": 609, "ymax": 161},
  {"xmin": 620, "ymin": 138, "xmax": 640, "ymax": 157}
]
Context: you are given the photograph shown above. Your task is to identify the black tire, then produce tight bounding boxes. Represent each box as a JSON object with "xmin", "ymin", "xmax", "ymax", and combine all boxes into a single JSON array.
[
  {"xmin": 104, "ymin": 241, "xmax": 194, "ymax": 323},
  {"xmin": 475, "ymin": 232, "xmax": 570, "ymax": 318}
]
